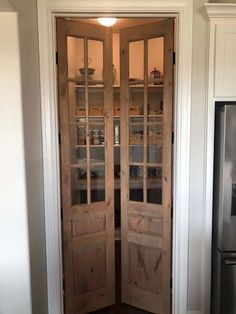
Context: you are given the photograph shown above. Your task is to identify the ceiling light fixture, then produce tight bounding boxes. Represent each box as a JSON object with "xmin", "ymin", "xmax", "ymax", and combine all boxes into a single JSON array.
[{"xmin": 98, "ymin": 17, "xmax": 117, "ymax": 27}]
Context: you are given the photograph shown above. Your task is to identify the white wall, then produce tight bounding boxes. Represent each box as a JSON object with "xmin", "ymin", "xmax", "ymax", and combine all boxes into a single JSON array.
[
  {"xmin": 9, "ymin": 0, "xmax": 48, "ymax": 313},
  {"xmin": 0, "ymin": 11, "xmax": 32, "ymax": 314}
]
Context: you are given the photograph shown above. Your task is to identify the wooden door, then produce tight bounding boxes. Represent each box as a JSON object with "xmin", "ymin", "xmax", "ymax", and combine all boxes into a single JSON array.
[
  {"xmin": 120, "ymin": 19, "xmax": 174, "ymax": 314},
  {"xmin": 57, "ymin": 18, "xmax": 115, "ymax": 313}
]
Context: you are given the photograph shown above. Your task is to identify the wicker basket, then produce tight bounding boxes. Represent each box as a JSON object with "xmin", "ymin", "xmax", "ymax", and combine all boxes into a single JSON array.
[{"xmin": 129, "ymin": 134, "xmax": 143, "ymax": 145}]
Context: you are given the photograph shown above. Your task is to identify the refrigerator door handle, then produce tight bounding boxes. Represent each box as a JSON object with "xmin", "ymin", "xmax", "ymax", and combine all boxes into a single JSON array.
[{"xmin": 223, "ymin": 258, "xmax": 236, "ymax": 266}]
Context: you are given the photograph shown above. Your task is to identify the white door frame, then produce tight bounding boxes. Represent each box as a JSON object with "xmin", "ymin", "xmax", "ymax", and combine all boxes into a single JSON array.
[{"xmin": 37, "ymin": 1, "xmax": 193, "ymax": 313}]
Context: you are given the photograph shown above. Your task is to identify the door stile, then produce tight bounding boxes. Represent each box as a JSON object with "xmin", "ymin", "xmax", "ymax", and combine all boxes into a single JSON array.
[
  {"xmin": 120, "ymin": 30, "xmax": 130, "ymax": 303},
  {"xmin": 143, "ymin": 39, "xmax": 148, "ymax": 204},
  {"xmin": 161, "ymin": 21, "xmax": 174, "ymax": 312},
  {"xmin": 103, "ymin": 28, "xmax": 115, "ymax": 295},
  {"xmin": 84, "ymin": 37, "xmax": 91, "ymax": 204}
]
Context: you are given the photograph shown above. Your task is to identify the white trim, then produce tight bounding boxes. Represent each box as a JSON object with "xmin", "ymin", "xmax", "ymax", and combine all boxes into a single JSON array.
[
  {"xmin": 37, "ymin": 1, "xmax": 193, "ymax": 313},
  {"xmin": 205, "ymin": 3, "xmax": 236, "ymax": 18}
]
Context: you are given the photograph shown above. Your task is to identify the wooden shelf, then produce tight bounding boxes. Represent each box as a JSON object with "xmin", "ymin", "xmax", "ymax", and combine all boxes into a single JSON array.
[{"xmin": 73, "ymin": 84, "xmax": 163, "ymax": 89}]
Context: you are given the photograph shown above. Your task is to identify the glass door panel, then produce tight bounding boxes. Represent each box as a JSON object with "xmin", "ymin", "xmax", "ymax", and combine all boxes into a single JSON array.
[
  {"xmin": 147, "ymin": 167, "xmax": 162, "ymax": 204},
  {"xmin": 71, "ymin": 167, "xmax": 87, "ymax": 205},
  {"xmin": 91, "ymin": 165, "xmax": 105, "ymax": 202},
  {"xmin": 129, "ymin": 165, "xmax": 143, "ymax": 202},
  {"xmin": 129, "ymin": 40, "xmax": 144, "ymax": 82}
]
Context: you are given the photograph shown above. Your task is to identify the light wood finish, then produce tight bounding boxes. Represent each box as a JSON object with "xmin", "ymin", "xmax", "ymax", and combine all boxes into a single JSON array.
[
  {"xmin": 57, "ymin": 18, "xmax": 115, "ymax": 314},
  {"xmin": 120, "ymin": 19, "xmax": 174, "ymax": 314}
]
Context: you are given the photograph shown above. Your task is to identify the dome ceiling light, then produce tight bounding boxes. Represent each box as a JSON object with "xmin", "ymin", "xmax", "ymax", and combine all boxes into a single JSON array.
[{"xmin": 98, "ymin": 18, "xmax": 117, "ymax": 27}]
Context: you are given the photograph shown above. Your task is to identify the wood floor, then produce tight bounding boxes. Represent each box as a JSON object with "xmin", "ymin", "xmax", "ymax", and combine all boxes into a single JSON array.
[{"xmin": 91, "ymin": 241, "xmax": 152, "ymax": 314}]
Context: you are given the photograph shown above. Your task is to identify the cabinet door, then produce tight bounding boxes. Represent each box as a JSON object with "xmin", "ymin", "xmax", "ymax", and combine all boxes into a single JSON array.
[
  {"xmin": 120, "ymin": 19, "xmax": 174, "ymax": 314},
  {"xmin": 57, "ymin": 18, "xmax": 115, "ymax": 314},
  {"xmin": 215, "ymin": 21, "xmax": 236, "ymax": 97}
]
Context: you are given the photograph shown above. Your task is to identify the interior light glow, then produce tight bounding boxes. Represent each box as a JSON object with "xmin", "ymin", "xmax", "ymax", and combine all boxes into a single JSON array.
[{"xmin": 98, "ymin": 18, "xmax": 117, "ymax": 27}]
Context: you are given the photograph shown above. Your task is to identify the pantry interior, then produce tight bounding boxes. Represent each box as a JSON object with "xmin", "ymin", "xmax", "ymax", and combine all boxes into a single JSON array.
[
  {"xmin": 57, "ymin": 17, "xmax": 173, "ymax": 314},
  {"xmin": 67, "ymin": 19, "xmax": 165, "ymax": 231}
]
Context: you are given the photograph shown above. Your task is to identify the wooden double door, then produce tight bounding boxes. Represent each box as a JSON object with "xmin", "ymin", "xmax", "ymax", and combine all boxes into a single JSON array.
[{"xmin": 57, "ymin": 17, "xmax": 173, "ymax": 314}]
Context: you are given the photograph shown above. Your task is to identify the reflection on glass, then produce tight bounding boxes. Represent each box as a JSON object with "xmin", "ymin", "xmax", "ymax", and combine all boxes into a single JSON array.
[
  {"xmin": 129, "ymin": 166, "xmax": 143, "ymax": 202},
  {"xmin": 91, "ymin": 165, "xmax": 105, "ymax": 202},
  {"xmin": 147, "ymin": 144, "xmax": 162, "ymax": 164},
  {"xmin": 89, "ymin": 123, "xmax": 105, "ymax": 146},
  {"xmin": 90, "ymin": 146, "xmax": 105, "ymax": 163},
  {"xmin": 88, "ymin": 39, "xmax": 104, "ymax": 82},
  {"xmin": 71, "ymin": 167, "xmax": 87, "ymax": 205},
  {"xmin": 129, "ymin": 146, "xmax": 143, "ymax": 163},
  {"xmin": 148, "ymin": 37, "xmax": 164, "ymax": 84},
  {"xmin": 147, "ymin": 167, "xmax": 162, "ymax": 204},
  {"xmin": 129, "ymin": 87, "xmax": 144, "ymax": 119},
  {"xmin": 129, "ymin": 40, "xmax": 144, "ymax": 81},
  {"xmin": 129, "ymin": 124, "xmax": 144, "ymax": 146}
]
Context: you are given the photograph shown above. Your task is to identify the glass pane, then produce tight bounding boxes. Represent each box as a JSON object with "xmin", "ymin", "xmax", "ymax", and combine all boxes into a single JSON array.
[
  {"xmin": 71, "ymin": 167, "xmax": 87, "ymax": 205},
  {"xmin": 129, "ymin": 87, "xmax": 144, "ymax": 121},
  {"xmin": 88, "ymin": 39, "xmax": 103, "ymax": 82},
  {"xmin": 67, "ymin": 37, "xmax": 85, "ymax": 121},
  {"xmin": 91, "ymin": 165, "xmax": 105, "ymax": 202},
  {"xmin": 76, "ymin": 147, "xmax": 87, "ymax": 165},
  {"xmin": 75, "ymin": 87, "xmax": 86, "ymax": 118},
  {"xmin": 129, "ymin": 40, "xmax": 144, "ymax": 81},
  {"xmin": 129, "ymin": 124, "xmax": 144, "ymax": 146},
  {"xmin": 147, "ymin": 167, "xmax": 162, "ymax": 204},
  {"xmin": 147, "ymin": 144, "xmax": 162, "ymax": 164},
  {"xmin": 89, "ymin": 123, "xmax": 105, "ymax": 146},
  {"xmin": 114, "ymin": 147, "xmax": 120, "ymax": 178},
  {"xmin": 129, "ymin": 146, "xmax": 143, "ymax": 163},
  {"xmin": 148, "ymin": 37, "xmax": 164, "ymax": 84},
  {"xmin": 114, "ymin": 119, "xmax": 120, "ymax": 145},
  {"xmin": 129, "ymin": 166, "xmax": 143, "ymax": 202},
  {"xmin": 67, "ymin": 36, "xmax": 84, "ymax": 79},
  {"xmin": 147, "ymin": 124, "xmax": 163, "ymax": 146},
  {"xmin": 90, "ymin": 146, "xmax": 105, "ymax": 163},
  {"xmin": 89, "ymin": 87, "xmax": 104, "ymax": 118},
  {"xmin": 69, "ymin": 125, "xmax": 86, "ymax": 164},
  {"xmin": 148, "ymin": 86, "xmax": 163, "ymax": 117}
]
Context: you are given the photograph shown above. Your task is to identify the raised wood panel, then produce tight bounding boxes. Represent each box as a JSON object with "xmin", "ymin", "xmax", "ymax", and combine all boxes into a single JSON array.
[
  {"xmin": 128, "ymin": 243, "xmax": 162, "ymax": 294},
  {"xmin": 215, "ymin": 21, "xmax": 236, "ymax": 97},
  {"xmin": 71, "ymin": 211, "xmax": 106, "ymax": 237},
  {"xmin": 129, "ymin": 214, "xmax": 163, "ymax": 236},
  {"xmin": 73, "ymin": 246, "xmax": 107, "ymax": 295}
]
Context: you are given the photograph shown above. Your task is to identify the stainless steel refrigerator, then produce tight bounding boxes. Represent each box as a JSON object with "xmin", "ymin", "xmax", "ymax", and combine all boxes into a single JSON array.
[{"xmin": 212, "ymin": 103, "xmax": 236, "ymax": 314}]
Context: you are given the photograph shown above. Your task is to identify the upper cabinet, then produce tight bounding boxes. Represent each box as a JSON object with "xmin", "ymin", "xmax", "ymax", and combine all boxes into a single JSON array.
[{"xmin": 205, "ymin": 4, "xmax": 236, "ymax": 98}]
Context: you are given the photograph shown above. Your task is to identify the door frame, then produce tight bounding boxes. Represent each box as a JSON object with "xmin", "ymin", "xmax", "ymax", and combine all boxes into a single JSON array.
[{"xmin": 37, "ymin": 1, "xmax": 193, "ymax": 314}]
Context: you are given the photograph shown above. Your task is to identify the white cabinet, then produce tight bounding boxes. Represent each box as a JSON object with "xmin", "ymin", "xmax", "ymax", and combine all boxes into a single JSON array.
[
  {"xmin": 215, "ymin": 21, "xmax": 236, "ymax": 97},
  {"xmin": 206, "ymin": 4, "xmax": 236, "ymax": 98}
]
